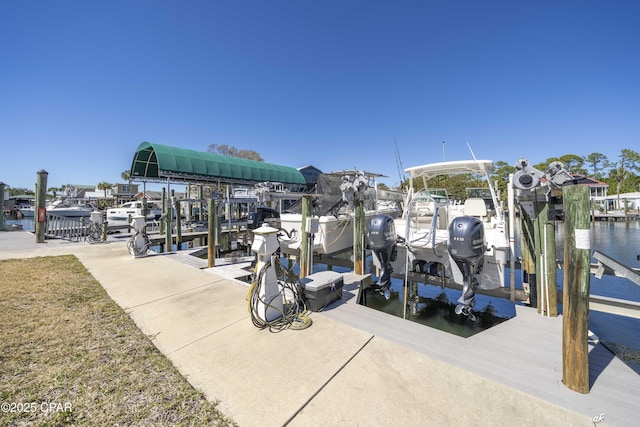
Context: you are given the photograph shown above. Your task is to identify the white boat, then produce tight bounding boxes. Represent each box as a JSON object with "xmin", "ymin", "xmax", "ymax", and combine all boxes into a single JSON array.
[
  {"xmin": 23, "ymin": 199, "xmax": 95, "ymax": 218},
  {"xmin": 49, "ymin": 204, "xmax": 94, "ymax": 217},
  {"xmin": 369, "ymin": 159, "xmax": 510, "ymax": 320},
  {"xmin": 278, "ymin": 171, "xmax": 403, "ymax": 256},
  {"xmin": 106, "ymin": 200, "xmax": 162, "ymax": 223},
  {"xmin": 17, "ymin": 203, "xmax": 35, "ymax": 217}
]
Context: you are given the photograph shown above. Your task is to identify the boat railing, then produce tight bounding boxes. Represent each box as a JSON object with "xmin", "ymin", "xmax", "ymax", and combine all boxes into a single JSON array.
[
  {"xmin": 46, "ymin": 213, "xmax": 88, "ymax": 241},
  {"xmin": 404, "ymin": 193, "xmax": 440, "ymax": 248}
]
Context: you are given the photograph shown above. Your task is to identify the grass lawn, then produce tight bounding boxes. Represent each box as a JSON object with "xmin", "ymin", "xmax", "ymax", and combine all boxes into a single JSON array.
[{"xmin": 0, "ymin": 255, "xmax": 235, "ymax": 426}]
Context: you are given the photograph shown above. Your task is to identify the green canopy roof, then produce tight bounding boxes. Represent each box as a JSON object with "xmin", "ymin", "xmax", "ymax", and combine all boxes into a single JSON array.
[{"xmin": 130, "ymin": 142, "xmax": 306, "ymax": 185}]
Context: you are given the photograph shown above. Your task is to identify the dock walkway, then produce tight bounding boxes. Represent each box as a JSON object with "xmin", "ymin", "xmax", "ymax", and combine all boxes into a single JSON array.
[{"xmin": 1, "ymin": 231, "xmax": 638, "ymax": 426}]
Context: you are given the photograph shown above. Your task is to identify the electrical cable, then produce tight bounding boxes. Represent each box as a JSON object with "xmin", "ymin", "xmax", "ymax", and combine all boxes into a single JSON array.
[
  {"xmin": 127, "ymin": 231, "xmax": 151, "ymax": 256},
  {"xmin": 247, "ymin": 255, "xmax": 312, "ymax": 332}
]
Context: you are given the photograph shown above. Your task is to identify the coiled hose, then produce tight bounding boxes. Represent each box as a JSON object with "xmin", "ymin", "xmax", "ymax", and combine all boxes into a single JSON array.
[
  {"xmin": 127, "ymin": 231, "xmax": 151, "ymax": 257},
  {"xmin": 247, "ymin": 257, "xmax": 312, "ymax": 332}
]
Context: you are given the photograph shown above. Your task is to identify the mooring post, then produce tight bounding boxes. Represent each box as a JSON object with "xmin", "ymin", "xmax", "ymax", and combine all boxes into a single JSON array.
[
  {"xmin": 208, "ymin": 199, "xmax": 216, "ymax": 267},
  {"xmin": 142, "ymin": 197, "xmax": 148, "ymax": 220},
  {"xmin": 175, "ymin": 198, "xmax": 182, "ymax": 250},
  {"xmin": 353, "ymin": 199, "xmax": 365, "ymax": 274},
  {"xmin": 534, "ymin": 198, "xmax": 558, "ymax": 316},
  {"xmin": 165, "ymin": 190, "xmax": 173, "ymax": 253},
  {"xmin": 562, "ymin": 184, "xmax": 591, "ymax": 394},
  {"xmin": 0, "ymin": 181, "xmax": 5, "ymax": 232},
  {"xmin": 520, "ymin": 209, "xmax": 536, "ymax": 306},
  {"xmin": 300, "ymin": 195, "xmax": 312, "ymax": 278},
  {"xmin": 199, "ymin": 185, "xmax": 205, "ymax": 222},
  {"xmin": 35, "ymin": 170, "xmax": 48, "ymax": 243},
  {"xmin": 508, "ymin": 174, "xmax": 516, "ymax": 302},
  {"xmin": 160, "ymin": 187, "xmax": 166, "ymax": 235},
  {"xmin": 102, "ymin": 210, "xmax": 108, "ymax": 242}
]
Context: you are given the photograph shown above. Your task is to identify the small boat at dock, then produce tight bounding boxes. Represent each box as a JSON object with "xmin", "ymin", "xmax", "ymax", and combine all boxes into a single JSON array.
[
  {"xmin": 278, "ymin": 170, "xmax": 403, "ymax": 256},
  {"xmin": 369, "ymin": 159, "xmax": 510, "ymax": 320},
  {"xmin": 106, "ymin": 200, "xmax": 163, "ymax": 223},
  {"xmin": 20, "ymin": 198, "xmax": 94, "ymax": 218}
]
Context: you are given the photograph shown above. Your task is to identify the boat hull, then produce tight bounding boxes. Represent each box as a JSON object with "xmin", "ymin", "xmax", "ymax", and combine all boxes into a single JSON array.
[
  {"xmin": 389, "ymin": 243, "xmax": 507, "ymax": 290},
  {"xmin": 47, "ymin": 208, "xmax": 93, "ymax": 218},
  {"xmin": 279, "ymin": 209, "xmax": 397, "ymax": 256},
  {"xmin": 106, "ymin": 202, "xmax": 162, "ymax": 224}
]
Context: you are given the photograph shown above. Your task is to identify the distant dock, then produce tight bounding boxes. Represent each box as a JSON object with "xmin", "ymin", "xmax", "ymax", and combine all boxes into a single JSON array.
[{"xmin": 593, "ymin": 209, "xmax": 640, "ymax": 221}]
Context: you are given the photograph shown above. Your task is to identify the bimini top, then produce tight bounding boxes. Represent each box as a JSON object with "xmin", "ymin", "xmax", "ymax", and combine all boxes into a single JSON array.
[
  {"xmin": 404, "ymin": 159, "xmax": 494, "ymax": 181},
  {"xmin": 130, "ymin": 142, "xmax": 306, "ymax": 185}
]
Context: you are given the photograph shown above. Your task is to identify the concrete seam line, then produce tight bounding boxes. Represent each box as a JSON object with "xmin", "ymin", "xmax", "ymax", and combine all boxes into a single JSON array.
[
  {"xmin": 282, "ymin": 334, "xmax": 375, "ymax": 426},
  {"xmin": 165, "ymin": 316, "xmax": 249, "ymax": 356},
  {"xmin": 124, "ymin": 279, "xmax": 227, "ymax": 309}
]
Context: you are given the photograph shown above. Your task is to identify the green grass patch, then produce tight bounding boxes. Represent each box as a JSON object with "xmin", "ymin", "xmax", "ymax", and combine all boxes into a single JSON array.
[{"xmin": 0, "ymin": 255, "xmax": 235, "ymax": 426}]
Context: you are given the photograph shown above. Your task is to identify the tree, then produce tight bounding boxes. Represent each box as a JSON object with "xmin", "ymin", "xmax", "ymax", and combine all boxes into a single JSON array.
[
  {"xmin": 583, "ymin": 152, "xmax": 609, "ymax": 180},
  {"xmin": 424, "ymin": 173, "xmax": 486, "ymax": 202},
  {"xmin": 533, "ymin": 157, "xmax": 559, "ymax": 172},
  {"xmin": 48, "ymin": 187, "xmax": 60, "ymax": 198},
  {"xmin": 606, "ymin": 149, "xmax": 640, "ymax": 208},
  {"xmin": 7, "ymin": 187, "xmax": 34, "ymax": 196},
  {"xmin": 121, "ymin": 170, "xmax": 131, "ymax": 182},
  {"xmin": 207, "ymin": 144, "xmax": 264, "ymax": 161},
  {"xmin": 491, "ymin": 161, "xmax": 516, "ymax": 201},
  {"xmin": 97, "ymin": 182, "xmax": 112, "ymax": 198},
  {"xmin": 558, "ymin": 154, "xmax": 586, "ymax": 175}
]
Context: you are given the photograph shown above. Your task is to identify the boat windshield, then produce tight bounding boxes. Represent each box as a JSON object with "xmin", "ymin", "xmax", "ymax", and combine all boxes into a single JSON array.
[{"xmin": 418, "ymin": 189, "xmax": 450, "ymax": 205}]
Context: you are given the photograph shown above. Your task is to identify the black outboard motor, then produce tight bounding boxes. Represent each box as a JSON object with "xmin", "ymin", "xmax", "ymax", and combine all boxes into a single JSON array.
[
  {"xmin": 448, "ymin": 216, "xmax": 486, "ymax": 320},
  {"xmin": 369, "ymin": 214, "xmax": 397, "ymax": 299}
]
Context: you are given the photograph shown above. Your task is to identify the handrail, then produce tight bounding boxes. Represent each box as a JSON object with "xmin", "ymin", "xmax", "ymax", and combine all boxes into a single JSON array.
[{"xmin": 46, "ymin": 214, "xmax": 88, "ymax": 241}]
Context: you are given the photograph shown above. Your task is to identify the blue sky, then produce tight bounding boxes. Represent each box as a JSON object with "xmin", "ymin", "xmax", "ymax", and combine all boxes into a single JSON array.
[{"xmin": 2, "ymin": 0, "xmax": 639, "ymax": 191}]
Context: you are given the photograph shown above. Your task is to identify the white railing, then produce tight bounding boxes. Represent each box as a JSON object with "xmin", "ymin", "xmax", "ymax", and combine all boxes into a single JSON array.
[{"xmin": 46, "ymin": 214, "xmax": 88, "ymax": 241}]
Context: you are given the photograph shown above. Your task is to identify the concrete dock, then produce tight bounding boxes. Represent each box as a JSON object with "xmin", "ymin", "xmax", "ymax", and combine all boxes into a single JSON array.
[{"xmin": 2, "ymin": 230, "xmax": 638, "ymax": 426}]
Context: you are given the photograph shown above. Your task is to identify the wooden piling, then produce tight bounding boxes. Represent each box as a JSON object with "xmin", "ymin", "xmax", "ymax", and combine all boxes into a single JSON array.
[
  {"xmin": 300, "ymin": 195, "xmax": 312, "ymax": 278},
  {"xmin": 353, "ymin": 199, "xmax": 365, "ymax": 274},
  {"xmin": 160, "ymin": 188, "xmax": 166, "ymax": 235},
  {"xmin": 35, "ymin": 170, "xmax": 48, "ymax": 243},
  {"xmin": 562, "ymin": 185, "xmax": 591, "ymax": 394},
  {"xmin": 175, "ymin": 198, "xmax": 182, "ymax": 250},
  {"xmin": 198, "ymin": 186, "xmax": 205, "ymax": 222},
  {"xmin": 534, "ymin": 198, "xmax": 557, "ymax": 316},
  {"xmin": 165, "ymin": 191, "xmax": 173, "ymax": 253},
  {"xmin": 0, "ymin": 181, "xmax": 5, "ymax": 231},
  {"xmin": 520, "ymin": 209, "xmax": 536, "ymax": 306},
  {"xmin": 208, "ymin": 199, "xmax": 216, "ymax": 268}
]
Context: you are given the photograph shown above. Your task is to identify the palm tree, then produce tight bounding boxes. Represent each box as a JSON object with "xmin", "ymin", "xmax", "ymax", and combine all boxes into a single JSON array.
[
  {"xmin": 97, "ymin": 182, "xmax": 112, "ymax": 198},
  {"xmin": 48, "ymin": 187, "xmax": 59, "ymax": 198}
]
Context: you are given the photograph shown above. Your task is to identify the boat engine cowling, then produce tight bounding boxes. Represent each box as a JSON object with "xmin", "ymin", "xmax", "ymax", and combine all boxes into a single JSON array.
[
  {"xmin": 448, "ymin": 216, "xmax": 486, "ymax": 318},
  {"xmin": 448, "ymin": 216, "xmax": 486, "ymax": 262},
  {"xmin": 369, "ymin": 214, "xmax": 397, "ymax": 295}
]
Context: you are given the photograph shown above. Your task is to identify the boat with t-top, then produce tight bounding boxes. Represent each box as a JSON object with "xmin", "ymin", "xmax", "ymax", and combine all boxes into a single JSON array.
[{"xmin": 368, "ymin": 159, "xmax": 509, "ymax": 320}]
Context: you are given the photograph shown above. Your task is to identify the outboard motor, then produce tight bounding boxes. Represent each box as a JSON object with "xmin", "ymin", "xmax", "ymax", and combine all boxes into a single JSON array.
[
  {"xmin": 369, "ymin": 214, "xmax": 397, "ymax": 299},
  {"xmin": 448, "ymin": 216, "xmax": 486, "ymax": 320}
]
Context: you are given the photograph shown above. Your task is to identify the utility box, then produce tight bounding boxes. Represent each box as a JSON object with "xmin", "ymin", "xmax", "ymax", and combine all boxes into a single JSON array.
[{"xmin": 300, "ymin": 271, "xmax": 344, "ymax": 311}]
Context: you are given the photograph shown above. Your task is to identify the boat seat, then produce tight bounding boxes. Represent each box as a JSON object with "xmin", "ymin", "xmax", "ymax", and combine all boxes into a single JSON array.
[
  {"xmin": 464, "ymin": 198, "xmax": 488, "ymax": 221},
  {"xmin": 436, "ymin": 205, "xmax": 449, "ymax": 229}
]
